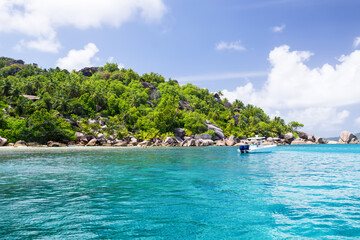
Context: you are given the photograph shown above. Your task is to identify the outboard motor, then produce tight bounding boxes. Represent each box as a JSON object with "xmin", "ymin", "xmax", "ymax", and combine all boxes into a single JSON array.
[
  {"xmin": 244, "ymin": 144, "xmax": 249, "ymax": 153},
  {"xmin": 239, "ymin": 145, "xmax": 245, "ymax": 153}
]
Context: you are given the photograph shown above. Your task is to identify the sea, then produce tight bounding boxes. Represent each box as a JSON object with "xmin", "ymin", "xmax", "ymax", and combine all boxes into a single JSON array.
[{"xmin": 0, "ymin": 145, "xmax": 360, "ymax": 239}]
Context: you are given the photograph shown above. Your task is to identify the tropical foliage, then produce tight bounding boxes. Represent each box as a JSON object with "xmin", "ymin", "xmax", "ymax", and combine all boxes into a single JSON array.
[{"xmin": 0, "ymin": 58, "xmax": 303, "ymax": 143}]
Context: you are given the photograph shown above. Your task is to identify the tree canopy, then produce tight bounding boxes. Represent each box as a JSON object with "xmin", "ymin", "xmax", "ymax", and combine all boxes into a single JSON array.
[{"xmin": 0, "ymin": 57, "xmax": 303, "ymax": 143}]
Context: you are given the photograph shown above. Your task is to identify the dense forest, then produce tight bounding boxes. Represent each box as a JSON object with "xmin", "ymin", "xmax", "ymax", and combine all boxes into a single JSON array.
[{"xmin": 0, "ymin": 57, "xmax": 303, "ymax": 144}]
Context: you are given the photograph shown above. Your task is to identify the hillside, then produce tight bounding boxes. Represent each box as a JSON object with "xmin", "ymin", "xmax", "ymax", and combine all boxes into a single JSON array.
[{"xmin": 0, "ymin": 57, "xmax": 303, "ymax": 144}]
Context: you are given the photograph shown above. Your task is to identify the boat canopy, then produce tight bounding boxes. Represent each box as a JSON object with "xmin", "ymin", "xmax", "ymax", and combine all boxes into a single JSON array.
[{"xmin": 247, "ymin": 135, "xmax": 265, "ymax": 141}]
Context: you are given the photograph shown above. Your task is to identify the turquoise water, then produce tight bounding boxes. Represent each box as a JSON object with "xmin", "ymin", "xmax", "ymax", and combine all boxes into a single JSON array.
[{"xmin": 1, "ymin": 145, "xmax": 360, "ymax": 239}]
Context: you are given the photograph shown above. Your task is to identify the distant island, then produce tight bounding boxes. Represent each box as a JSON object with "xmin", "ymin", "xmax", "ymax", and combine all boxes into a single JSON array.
[{"xmin": 0, "ymin": 57, "xmax": 355, "ymax": 148}]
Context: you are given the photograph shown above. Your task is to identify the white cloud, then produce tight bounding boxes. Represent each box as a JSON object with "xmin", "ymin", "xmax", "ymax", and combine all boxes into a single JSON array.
[
  {"xmin": 272, "ymin": 24, "xmax": 286, "ymax": 33},
  {"xmin": 223, "ymin": 45, "xmax": 360, "ymax": 132},
  {"xmin": 216, "ymin": 41, "xmax": 245, "ymax": 51},
  {"xmin": 177, "ymin": 71, "xmax": 267, "ymax": 83},
  {"xmin": 353, "ymin": 37, "xmax": 360, "ymax": 48},
  {"xmin": 355, "ymin": 117, "xmax": 360, "ymax": 125},
  {"xmin": 0, "ymin": 0, "xmax": 167, "ymax": 53},
  {"xmin": 57, "ymin": 43, "xmax": 99, "ymax": 71},
  {"xmin": 284, "ymin": 108, "xmax": 349, "ymax": 132},
  {"xmin": 15, "ymin": 38, "xmax": 61, "ymax": 53}
]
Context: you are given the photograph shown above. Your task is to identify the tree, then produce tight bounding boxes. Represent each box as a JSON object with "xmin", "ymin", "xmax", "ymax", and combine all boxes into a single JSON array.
[{"xmin": 23, "ymin": 109, "xmax": 75, "ymax": 143}]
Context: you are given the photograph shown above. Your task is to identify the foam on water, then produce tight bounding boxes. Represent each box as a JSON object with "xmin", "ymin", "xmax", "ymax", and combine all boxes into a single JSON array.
[{"xmin": 1, "ymin": 145, "xmax": 360, "ymax": 239}]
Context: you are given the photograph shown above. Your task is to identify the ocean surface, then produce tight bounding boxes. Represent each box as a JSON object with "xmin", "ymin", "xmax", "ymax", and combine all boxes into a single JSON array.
[{"xmin": 1, "ymin": 145, "xmax": 360, "ymax": 239}]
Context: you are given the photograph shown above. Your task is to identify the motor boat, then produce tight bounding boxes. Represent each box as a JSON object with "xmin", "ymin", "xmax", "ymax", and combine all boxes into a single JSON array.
[{"xmin": 237, "ymin": 135, "xmax": 277, "ymax": 153}]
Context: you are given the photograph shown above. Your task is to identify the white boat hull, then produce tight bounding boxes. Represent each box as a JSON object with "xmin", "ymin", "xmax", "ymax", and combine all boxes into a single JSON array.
[{"xmin": 237, "ymin": 144, "xmax": 277, "ymax": 153}]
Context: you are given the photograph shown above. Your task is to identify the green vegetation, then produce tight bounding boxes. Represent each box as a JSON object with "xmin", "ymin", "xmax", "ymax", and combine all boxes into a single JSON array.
[{"xmin": 0, "ymin": 57, "xmax": 303, "ymax": 143}]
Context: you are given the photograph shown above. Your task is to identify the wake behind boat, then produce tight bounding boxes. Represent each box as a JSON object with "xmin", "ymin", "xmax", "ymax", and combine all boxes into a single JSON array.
[{"xmin": 237, "ymin": 135, "xmax": 277, "ymax": 153}]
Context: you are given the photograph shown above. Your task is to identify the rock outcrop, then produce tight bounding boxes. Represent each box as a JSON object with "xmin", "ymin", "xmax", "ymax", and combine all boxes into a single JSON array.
[
  {"xmin": 0, "ymin": 137, "xmax": 7, "ymax": 146},
  {"xmin": 339, "ymin": 131, "xmax": 358, "ymax": 144},
  {"xmin": 79, "ymin": 67, "xmax": 99, "ymax": 77},
  {"xmin": 205, "ymin": 120, "xmax": 225, "ymax": 140},
  {"xmin": 174, "ymin": 128, "xmax": 186, "ymax": 139},
  {"xmin": 284, "ymin": 133, "xmax": 295, "ymax": 144},
  {"xmin": 14, "ymin": 140, "xmax": 27, "ymax": 147},
  {"xmin": 195, "ymin": 133, "xmax": 212, "ymax": 140},
  {"xmin": 47, "ymin": 141, "xmax": 66, "ymax": 147}
]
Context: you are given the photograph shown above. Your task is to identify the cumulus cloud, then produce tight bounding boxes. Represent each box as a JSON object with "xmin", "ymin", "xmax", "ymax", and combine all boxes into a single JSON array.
[
  {"xmin": 353, "ymin": 37, "xmax": 360, "ymax": 48},
  {"xmin": 57, "ymin": 43, "xmax": 99, "ymax": 71},
  {"xmin": 272, "ymin": 24, "xmax": 286, "ymax": 33},
  {"xmin": 223, "ymin": 45, "xmax": 360, "ymax": 132},
  {"xmin": 216, "ymin": 41, "xmax": 245, "ymax": 51},
  {"xmin": 0, "ymin": 0, "xmax": 167, "ymax": 53}
]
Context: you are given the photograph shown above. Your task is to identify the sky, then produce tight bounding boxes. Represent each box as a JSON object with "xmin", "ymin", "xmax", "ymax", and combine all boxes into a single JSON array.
[{"xmin": 1, "ymin": 0, "xmax": 360, "ymax": 137}]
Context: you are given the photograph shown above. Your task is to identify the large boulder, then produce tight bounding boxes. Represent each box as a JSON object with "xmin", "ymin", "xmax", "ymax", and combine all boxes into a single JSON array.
[
  {"xmin": 174, "ymin": 128, "xmax": 186, "ymax": 138},
  {"xmin": 47, "ymin": 141, "xmax": 66, "ymax": 147},
  {"xmin": 164, "ymin": 137, "xmax": 175, "ymax": 144},
  {"xmin": 205, "ymin": 120, "xmax": 225, "ymax": 140},
  {"xmin": 138, "ymin": 140, "xmax": 151, "ymax": 146},
  {"xmin": 14, "ymin": 140, "xmax": 27, "ymax": 147},
  {"xmin": 86, "ymin": 139, "xmax": 98, "ymax": 146},
  {"xmin": 327, "ymin": 140, "xmax": 339, "ymax": 144},
  {"xmin": 75, "ymin": 132, "xmax": 85, "ymax": 141},
  {"xmin": 339, "ymin": 131, "xmax": 357, "ymax": 144},
  {"xmin": 225, "ymin": 139, "xmax": 235, "ymax": 146},
  {"xmin": 174, "ymin": 136, "xmax": 184, "ymax": 143},
  {"xmin": 0, "ymin": 137, "xmax": 7, "ymax": 146},
  {"xmin": 291, "ymin": 138, "xmax": 305, "ymax": 145},
  {"xmin": 79, "ymin": 67, "xmax": 99, "ymax": 77},
  {"xmin": 215, "ymin": 140, "xmax": 226, "ymax": 146},
  {"xmin": 284, "ymin": 133, "xmax": 295, "ymax": 144},
  {"xmin": 183, "ymin": 138, "xmax": 195, "ymax": 147},
  {"xmin": 195, "ymin": 133, "xmax": 212, "ymax": 140},
  {"xmin": 114, "ymin": 141, "xmax": 128, "ymax": 146},
  {"xmin": 179, "ymin": 100, "xmax": 193, "ymax": 111},
  {"xmin": 316, "ymin": 137, "xmax": 325, "ymax": 144}
]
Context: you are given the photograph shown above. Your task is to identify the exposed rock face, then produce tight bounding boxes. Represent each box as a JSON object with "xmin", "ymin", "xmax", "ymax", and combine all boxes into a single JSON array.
[
  {"xmin": 174, "ymin": 128, "xmax": 186, "ymax": 138},
  {"xmin": 215, "ymin": 140, "xmax": 226, "ymax": 146},
  {"xmin": 164, "ymin": 137, "xmax": 175, "ymax": 144},
  {"xmin": 75, "ymin": 132, "xmax": 85, "ymax": 141},
  {"xmin": 86, "ymin": 139, "xmax": 98, "ymax": 146},
  {"xmin": 195, "ymin": 133, "xmax": 212, "ymax": 140},
  {"xmin": 224, "ymin": 101, "xmax": 232, "ymax": 108},
  {"xmin": 47, "ymin": 141, "xmax": 66, "ymax": 147},
  {"xmin": 183, "ymin": 138, "xmax": 195, "ymax": 147},
  {"xmin": 205, "ymin": 120, "xmax": 225, "ymax": 140},
  {"xmin": 138, "ymin": 140, "xmax": 151, "ymax": 146},
  {"xmin": 212, "ymin": 93, "xmax": 221, "ymax": 103},
  {"xmin": 284, "ymin": 133, "xmax": 295, "ymax": 144},
  {"xmin": 140, "ymin": 82, "xmax": 158, "ymax": 100},
  {"xmin": 327, "ymin": 140, "xmax": 339, "ymax": 144},
  {"xmin": 114, "ymin": 141, "xmax": 128, "ymax": 146},
  {"xmin": 298, "ymin": 131, "xmax": 307, "ymax": 140},
  {"xmin": 316, "ymin": 137, "xmax": 325, "ymax": 144},
  {"xmin": 174, "ymin": 136, "xmax": 184, "ymax": 143},
  {"xmin": 14, "ymin": 140, "xmax": 27, "ymax": 147},
  {"xmin": 232, "ymin": 114, "xmax": 240, "ymax": 125},
  {"xmin": 203, "ymin": 139, "xmax": 214, "ymax": 146},
  {"xmin": 339, "ymin": 131, "xmax": 357, "ymax": 144},
  {"xmin": 0, "ymin": 137, "xmax": 7, "ymax": 146},
  {"xmin": 179, "ymin": 100, "xmax": 193, "ymax": 111},
  {"xmin": 225, "ymin": 139, "xmax": 235, "ymax": 146},
  {"xmin": 79, "ymin": 67, "xmax": 99, "ymax": 77},
  {"xmin": 0, "ymin": 57, "xmax": 25, "ymax": 66},
  {"xmin": 307, "ymin": 134, "xmax": 315, "ymax": 142},
  {"xmin": 228, "ymin": 135, "xmax": 237, "ymax": 142}
]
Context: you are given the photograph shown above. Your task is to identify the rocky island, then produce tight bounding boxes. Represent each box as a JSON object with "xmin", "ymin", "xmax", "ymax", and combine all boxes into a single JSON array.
[{"xmin": 0, "ymin": 57, "xmax": 357, "ymax": 148}]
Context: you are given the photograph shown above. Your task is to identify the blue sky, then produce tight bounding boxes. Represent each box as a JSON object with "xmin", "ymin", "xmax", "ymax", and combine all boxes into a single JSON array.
[{"xmin": 1, "ymin": 0, "xmax": 360, "ymax": 137}]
